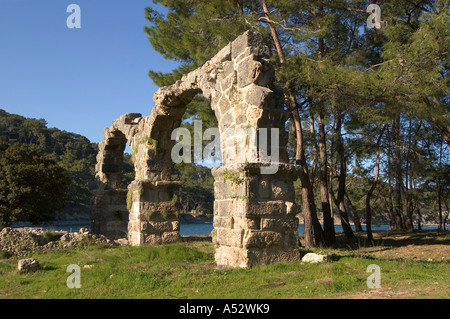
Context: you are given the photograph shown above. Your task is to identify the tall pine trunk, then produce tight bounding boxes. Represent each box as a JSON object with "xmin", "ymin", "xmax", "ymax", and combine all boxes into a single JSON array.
[
  {"xmin": 366, "ymin": 150, "xmax": 381, "ymax": 242},
  {"xmin": 417, "ymin": 208, "xmax": 422, "ymax": 230},
  {"xmin": 437, "ymin": 183, "xmax": 443, "ymax": 231},
  {"xmin": 318, "ymin": 111, "xmax": 335, "ymax": 246},
  {"xmin": 386, "ymin": 127, "xmax": 398, "ymax": 230},
  {"xmin": 294, "ymin": 105, "xmax": 325, "ymax": 248},
  {"xmin": 260, "ymin": 0, "xmax": 325, "ymax": 247},
  {"xmin": 315, "ymin": 2, "xmax": 335, "ymax": 246},
  {"xmin": 345, "ymin": 192, "xmax": 363, "ymax": 232},
  {"xmin": 392, "ymin": 116, "xmax": 405, "ymax": 229},
  {"xmin": 365, "ymin": 125, "xmax": 385, "ymax": 241},
  {"xmin": 335, "ymin": 112, "xmax": 354, "ymax": 239}
]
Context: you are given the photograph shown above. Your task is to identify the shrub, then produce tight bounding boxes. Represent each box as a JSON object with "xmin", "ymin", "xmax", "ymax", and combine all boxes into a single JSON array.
[
  {"xmin": 0, "ymin": 250, "xmax": 12, "ymax": 259},
  {"xmin": 43, "ymin": 231, "xmax": 60, "ymax": 242}
]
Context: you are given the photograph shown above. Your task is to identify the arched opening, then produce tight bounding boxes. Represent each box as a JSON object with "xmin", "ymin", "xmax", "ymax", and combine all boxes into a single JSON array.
[
  {"xmin": 91, "ymin": 113, "xmax": 141, "ymax": 239},
  {"xmin": 170, "ymin": 95, "xmax": 217, "ymax": 229}
]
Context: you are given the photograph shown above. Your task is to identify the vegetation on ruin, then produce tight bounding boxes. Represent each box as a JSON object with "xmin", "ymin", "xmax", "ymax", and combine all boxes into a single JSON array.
[
  {"xmin": 160, "ymin": 209, "xmax": 178, "ymax": 220},
  {"xmin": 142, "ymin": 136, "xmax": 161, "ymax": 155},
  {"xmin": 126, "ymin": 190, "xmax": 133, "ymax": 211},
  {"xmin": 222, "ymin": 168, "xmax": 244, "ymax": 186}
]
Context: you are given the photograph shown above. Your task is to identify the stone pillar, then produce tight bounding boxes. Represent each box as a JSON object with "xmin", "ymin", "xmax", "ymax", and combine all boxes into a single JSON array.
[
  {"xmin": 212, "ymin": 163, "xmax": 301, "ymax": 268},
  {"xmin": 91, "ymin": 189, "xmax": 129, "ymax": 239},
  {"xmin": 127, "ymin": 180, "xmax": 182, "ymax": 246}
]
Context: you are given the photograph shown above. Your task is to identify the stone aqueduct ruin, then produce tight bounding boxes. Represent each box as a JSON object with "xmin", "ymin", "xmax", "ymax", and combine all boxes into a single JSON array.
[{"xmin": 91, "ymin": 31, "xmax": 302, "ymax": 268}]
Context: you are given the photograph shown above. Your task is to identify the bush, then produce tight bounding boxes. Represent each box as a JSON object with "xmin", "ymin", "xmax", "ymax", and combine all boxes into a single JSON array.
[
  {"xmin": 0, "ymin": 250, "xmax": 12, "ymax": 259},
  {"xmin": 43, "ymin": 231, "xmax": 60, "ymax": 242}
]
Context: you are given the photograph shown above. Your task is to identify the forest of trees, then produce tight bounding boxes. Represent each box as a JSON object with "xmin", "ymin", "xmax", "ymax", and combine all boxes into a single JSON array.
[
  {"xmin": 145, "ymin": 0, "xmax": 449, "ymax": 247},
  {"xmin": 0, "ymin": 109, "xmax": 98, "ymax": 226}
]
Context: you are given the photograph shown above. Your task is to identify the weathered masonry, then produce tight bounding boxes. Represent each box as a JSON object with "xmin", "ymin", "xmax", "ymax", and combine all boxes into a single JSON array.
[{"xmin": 91, "ymin": 31, "xmax": 301, "ymax": 268}]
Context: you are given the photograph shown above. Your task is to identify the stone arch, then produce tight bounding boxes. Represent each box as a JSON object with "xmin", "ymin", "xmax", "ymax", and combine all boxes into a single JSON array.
[
  {"xmin": 90, "ymin": 113, "xmax": 141, "ymax": 238},
  {"xmin": 92, "ymin": 31, "xmax": 301, "ymax": 268}
]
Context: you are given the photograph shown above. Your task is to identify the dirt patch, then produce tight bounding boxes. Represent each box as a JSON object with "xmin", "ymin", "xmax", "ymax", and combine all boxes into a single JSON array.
[
  {"xmin": 360, "ymin": 230, "xmax": 450, "ymax": 262},
  {"xmin": 368, "ymin": 244, "xmax": 449, "ymax": 262},
  {"xmin": 341, "ymin": 282, "xmax": 446, "ymax": 299}
]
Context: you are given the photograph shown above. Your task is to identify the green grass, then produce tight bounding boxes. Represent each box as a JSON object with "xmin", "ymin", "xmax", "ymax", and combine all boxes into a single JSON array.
[{"xmin": 0, "ymin": 232, "xmax": 449, "ymax": 299}]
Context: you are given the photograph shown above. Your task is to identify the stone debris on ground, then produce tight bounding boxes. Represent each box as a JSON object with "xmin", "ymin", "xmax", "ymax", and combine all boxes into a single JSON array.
[
  {"xmin": 17, "ymin": 258, "xmax": 40, "ymax": 273},
  {"xmin": 301, "ymin": 253, "xmax": 328, "ymax": 263},
  {"xmin": 0, "ymin": 227, "xmax": 126, "ymax": 257}
]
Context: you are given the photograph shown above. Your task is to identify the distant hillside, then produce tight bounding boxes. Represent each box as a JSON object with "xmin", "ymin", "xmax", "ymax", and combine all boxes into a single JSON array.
[
  {"xmin": 0, "ymin": 109, "xmax": 214, "ymax": 223},
  {"xmin": 0, "ymin": 109, "xmax": 98, "ymax": 220}
]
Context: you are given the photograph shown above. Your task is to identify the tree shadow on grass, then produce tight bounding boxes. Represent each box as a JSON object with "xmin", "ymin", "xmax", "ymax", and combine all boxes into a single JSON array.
[
  {"xmin": 332, "ymin": 230, "xmax": 450, "ymax": 250},
  {"xmin": 373, "ymin": 230, "xmax": 450, "ymax": 247},
  {"xmin": 41, "ymin": 265, "xmax": 58, "ymax": 271}
]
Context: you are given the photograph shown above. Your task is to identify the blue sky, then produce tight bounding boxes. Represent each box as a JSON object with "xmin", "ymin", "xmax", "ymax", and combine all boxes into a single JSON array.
[{"xmin": 0, "ymin": 0, "xmax": 178, "ymax": 144}]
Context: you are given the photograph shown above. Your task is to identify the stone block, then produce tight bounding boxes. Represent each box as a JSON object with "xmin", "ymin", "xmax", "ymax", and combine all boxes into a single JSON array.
[
  {"xmin": 219, "ymin": 110, "xmax": 235, "ymax": 129},
  {"xmin": 128, "ymin": 231, "xmax": 143, "ymax": 246},
  {"xmin": 162, "ymin": 231, "xmax": 180, "ymax": 244},
  {"xmin": 214, "ymin": 228, "xmax": 244, "ymax": 247},
  {"xmin": 215, "ymin": 246, "xmax": 249, "ymax": 268},
  {"xmin": 213, "ymin": 216, "xmax": 233, "ymax": 229},
  {"xmin": 236, "ymin": 55, "xmax": 262, "ymax": 88},
  {"xmin": 120, "ymin": 113, "xmax": 142, "ymax": 125},
  {"xmin": 231, "ymin": 31, "xmax": 270, "ymax": 60},
  {"xmin": 211, "ymin": 43, "xmax": 231, "ymax": 64},
  {"xmin": 144, "ymin": 234, "xmax": 162, "ymax": 245},
  {"xmin": 141, "ymin": 189, "xmax": 159, "ymax": 202},
  {"xmin": 242, "ymin": 230, "xmax": 282, "ymax": 248},
  {"xmin": 222, "ymin": 60, "xmax": 235, "ymax": 78},
  {"xmin": 301, "ymin": 253, "xmax": 328, "ymax": 263},
  {"xmin": 128, "ymin": 220, "xmax": 139, "ymax": 232},
  {"xmin": 246, "ymin": 200, "xmax": 286, "ymax": 217},
  {"xmin": 254, "ymin": 59, "xmax": 275, "ymax": 87},
  {"xmin": 147, "ymin": 221, "xmax": 174, "ymax": 233},
  {"xmin": 282, "ymin": 230, "xmax": 300, "ymax": 250},
  {"xmin": 245, "ymin": 106, "xmax": 263, "ymax": 127},
  {"xmin": 271, "ymin": 179, "xmax": 293, "ymax": 200},
  {"xmin": 261, "ymin": 217, "xmax": 298, "ymax": 232},
  {"xmin": 246, "ymin": 248, "xmax": 300, "ymax": 267},
  {"xmin": 257, "ymin": 179, "xmax": 271, "ymax": 199},
  {"xmin": 220, "ymin": 71, "xmax": 237, "ymax": 91},
  {"xmin": 244, "ymin": 85, "xmax": 274, "ymax": 109},
  {"xmin": 101, "ymin": 156, "xmax": 123, "ymax": 166},
  {"xmin": 18, "ymin": 259, "xmax": 40, "ymax": 273},
  {"xmin": 244, "ymin": 217, "xmax": 261, "ymax": 230},
  {"xmin": 235, "ymin": 113, "xmax": 247, "ymax": 125}
]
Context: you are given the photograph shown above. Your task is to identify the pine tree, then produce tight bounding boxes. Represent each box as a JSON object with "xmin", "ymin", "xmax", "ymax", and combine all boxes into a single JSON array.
[
  {"xmin": 0, "ymin": 144, "xmax": 70, "ymax": 228},
  {"xmin": 144, "ymin": 0, "xmax": 449, "ymax": 243}
]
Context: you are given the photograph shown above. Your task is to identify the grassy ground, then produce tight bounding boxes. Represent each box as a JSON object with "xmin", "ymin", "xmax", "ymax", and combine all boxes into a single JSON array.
[{"xmin": 0, "ymin": 230, "xmax": 448, "ymax": 299}]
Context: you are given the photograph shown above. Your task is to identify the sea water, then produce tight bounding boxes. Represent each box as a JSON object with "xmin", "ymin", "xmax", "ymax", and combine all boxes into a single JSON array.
[{"xmin": 12, "ymin": 221, "xmax": 437, "ymax": 236}]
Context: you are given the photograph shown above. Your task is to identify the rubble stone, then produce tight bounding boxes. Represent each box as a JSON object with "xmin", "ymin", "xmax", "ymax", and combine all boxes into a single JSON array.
[{"xmin": 18, "ymin": 258, "xmax": 40, "ymax": 273}]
